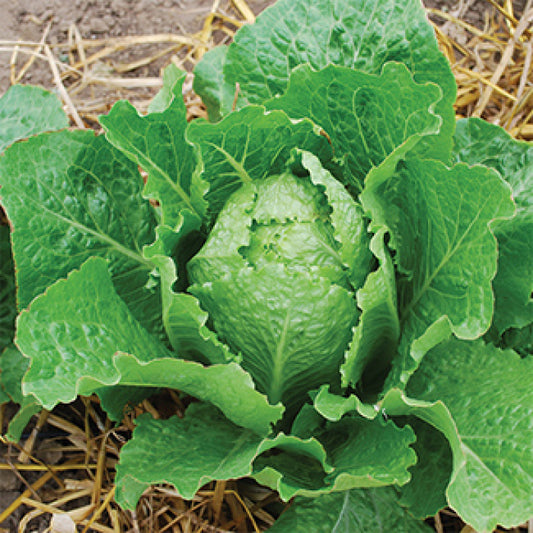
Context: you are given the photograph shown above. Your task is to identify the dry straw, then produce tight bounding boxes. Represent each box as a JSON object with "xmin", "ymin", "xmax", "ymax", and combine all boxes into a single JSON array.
[{"xmin": 1, "ymin": 0, "xmax": 532, "ymax": 531}]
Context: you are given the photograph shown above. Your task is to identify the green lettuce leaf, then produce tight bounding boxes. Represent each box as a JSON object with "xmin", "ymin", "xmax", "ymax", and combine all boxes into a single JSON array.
[
  {"xmin": 186, "ymin": 105, "xmax": 332, "ymax": 219},
  {"xmin": 195, "ymin": 0, "xmax": 456, "ymax": 159},
  {"xmin": 254, "ymin": 416, "xmax": 416, "ymax": 500},
  {"xmin": 16, "ymin": 257, "xmax": 282, "ymax": 432},
  {"xmin": 453, "ymin": 117, "xmax": 533, "ymax": 334},
  {"xmin": 361, "ymin": 159, "xmax": 515, "ymax": 387},
  {"xmin": 266, "ymin": 62, "xmax": 442, "ymax": 187},
  {"xmin": 383, "ymin": 338, "xmax": 533, "ymax": 532},
  {"xmin": 0, "ymin": 84, "xmax": 68, "ymax": 153},
  {"xmin": 0, "ymin": 131, "xmax": 162, "ymax": 336},
  {"xmin": 115, "ymin": 402, "xmax": 325, "ymax": 508},
  {"xmin": 100, "ymin": 70, "xmax": 206, "ymax": 227},
  {"xmin": 267, "ymin": 487, "xmax": 432, "ymax": 532}
]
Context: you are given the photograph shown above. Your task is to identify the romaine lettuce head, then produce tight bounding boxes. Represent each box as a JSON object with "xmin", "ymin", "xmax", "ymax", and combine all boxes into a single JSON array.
[{"xmin": 188, "ymin": 163, "xmax": 373, "ymax": 410}]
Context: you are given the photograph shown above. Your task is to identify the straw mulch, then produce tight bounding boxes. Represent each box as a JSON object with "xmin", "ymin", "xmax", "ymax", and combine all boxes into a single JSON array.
[{"xmin": 0, "ymin": 0, "xmax": 531, "ymax": 531}]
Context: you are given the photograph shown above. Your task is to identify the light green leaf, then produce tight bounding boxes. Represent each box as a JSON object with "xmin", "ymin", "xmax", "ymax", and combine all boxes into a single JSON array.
[
  {"xmin": 266, "ymin": 63, "xmax": 442, "ymax": 187},
  {"xmin": 383, "ymin": 338, "xmax": 533, "ymax": 532},
  {"xmin": 362, "ymin": 159, "xmax": 515, "ymax": 386},
  {"xmin": 341, "ymin": 229, "xmax": 399, "ymax": 391},
  {"xmin": 0, "ymin": 345, "xmax": 28, "ymax": 404},
  {"xmin": 148, "ymin": 64, "xmax": 186, "ymax": 114},
  {"xmin": 116, "ymin": 403, "xmax": 322, "ymax": 508},
  {"xmin": 194, "ymin": 0, "xmax": 456, "ymax": 158},
  {"xmin": 4, "ymin": 397, "xmax": 41, "ymax": 442},
  {"xmin": 267, "ymin": 487, "xmax": 432, "ymax": 532},
  {"xmin": 453, "ymin": 117, "xmax": 533, "ymax": 333},
  {"xmin": 192, "ymin": 46, "xmax": 233, "ymax": 122},
  {"xmin": 254, "ymin": 416, "xmax": 416, "ymax": 500},
  {"xmin": 312, "ymin": 386, "xmax": 378, "ymax": 422},
  {"xmin": 0, "ymin": 225, "xmax": 16, "ymax": 351},
  {"xmin": 186, "ymin": 105, "xmax": 332, "ymax": 219},
  {"xmin": 0, "ymin": 131, "xmax": 161, "ymax": 336},
  {"xmin": 100, "ymin": 73, "xmax": 206, "ymax": 227},
  {"xmin": 0, "ymin": 84, "xmax": 68, "ymax": 153},
  {"xmin": 144, "ymin": 220, "xmax": 236, "ymax": 364},
  {"xmin": 16, "ymin": 257, "xmax": 282, "ymax": 432}
]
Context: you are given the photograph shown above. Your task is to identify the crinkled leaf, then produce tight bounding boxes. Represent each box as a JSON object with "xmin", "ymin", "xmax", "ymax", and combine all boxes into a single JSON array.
[
  {"xmin": 313, "ymin": 386, "xmax": 378, "ymax": 422},
  {"xmin": 0, "ymin": 224, "xmax": 16, "ymax": 351},
  {"xmin": 267, "ymin": 487, "xmax": 432, "ymax": 532},
  {"xmin": 116, "ymin": 403, "xmax": 322, "ymax": 508},
  {"xmin": 254, "ymin": 416, "xmax": 416, "ymax": 500},
  {"xmin": 266, "ymin": 63, "xmax": 443, "ymax": 187},
  {"xmin": 186, "ymin": 106, "xmax": 332, "ymax": 219},
  {"xmin": 362, "ymin": 159, "xmax": 515, "ymax": 387},
  {"xmin": 100, "ymin": 73, "xmax": 206, "ymax": 226},
  {"xmin": 16, "ymin": 257, "xmax": 281, "ymax": 432},
  {"xmin": 453, "ymin": 117, "xmax": 533, "ymax": 333},
  {"xmin": 382, "ymin": 338, "xmax": 533, "ymax": 532},
  {"xmin": 301, "ymin": 151, "xmax": 372, "ymax": 291},
  {"xmin": 0, "ymin": 84, "xmax": 68, "ymax": 153},
  {"xmin": 0, "ymin": 131, "xmax": 162, "ymax": 336},
  {"xmin": 341, "ymin": 229, "xmax": 399, "ymax": 391},
  {"xmin": 397, "ymin": 418, "xmax": 452, "ymax": 518},
  {"xmin": 195, "ymin": 0, "xmax": 456, "ymax": 159}
]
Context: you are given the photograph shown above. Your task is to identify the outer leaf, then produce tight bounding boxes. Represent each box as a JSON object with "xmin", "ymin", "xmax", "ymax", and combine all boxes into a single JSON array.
[
  {"xmin": 0, "ymin": 85, "xmax": 68, "ymax": 153},
  {"xmin": 4, "ymin": 397, "xmax": 40, "ymax": 442},
  {"xmin": 361, "ymin": 159, "xmax": 515, "ymax": 386},
  {"xmin": 266, "ymin": 63, "xmax": 442, "ymax": 186},
  {"xmin": 99, "ymin": 72, "xmax": 206, "ymax": 226},
  {"xmin": 192, "ymin": 46, "xmax": 233, "ymax": 122},
  {"xmin": 267, "ymin": 487, "xmax": 432, "ymax": 532},
  {"xmin": 115, "ymin": 403, "xmax": 324, "ymax": 508},
  {"xmin": 194, "ymin": 0, "xmax": 456, "ymax": 158},
  {"xmin": 148, "ymin": 64, "xmax": 186, "ymax": 114},
  {"xmin": 0, "ymin": 131, "xmax": 161, "ymax": 335},
  {"xmin": 453, "ymin": 117, "xmax": 533, "ymax": 333},
  {"xmin": 254, "ymin": 416, "xmax": 416, "ymax": 500},
  {"xmin": 383, "ymin": 339, "xmax": 533, "ymax": 532},
  {"xmin": 16, "ymin": 257, "xmax": 282, "ymax": 433},
  {"xmin": 0, "ymin": 345, "xmax": 28, "ymax": 404},
  {"xmin": 186, "ymin": 105, "xmax": 332, "ymax": 219},
  {"xmin": 341, "ymin": 229, "xmax": 399, "ymax": 391},
  {"xmin": 397, "ymin": 418, "xmax": 452, "ymax": 518},
  {"xmin": 0, "ymin": 224, "xmax": 16, "ymax": 351}
]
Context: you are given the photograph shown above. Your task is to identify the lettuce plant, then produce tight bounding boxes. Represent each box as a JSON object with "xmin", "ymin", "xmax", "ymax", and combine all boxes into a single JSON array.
[{"xmin": 0, "ymin": 0, "xmax": 532, "ymax": 531}]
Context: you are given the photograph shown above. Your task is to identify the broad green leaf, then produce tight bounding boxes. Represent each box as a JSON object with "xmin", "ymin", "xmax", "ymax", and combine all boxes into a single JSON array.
[
  {"xmin": 267, "ymin": 487, "xmax": 432, "ymax": 532},
  {"xmin": 361, "ymin": 159, "xmax": 515, "ymax": 386},
  {"xmin": 192, "ymin": 46, "xmax": 233, "ymax": 122},
  {"xmin": 312, "ymin": 386, "xmax": 378, "ymax": 422},
  {"xmin": 397, "ymin": 418, "xmax": 452, "ymax": 518},
  {"xmin": 116, "ymin": 403, "xmax": 324, "ymax": 508},
  {"xmin": 254, "ymin": 416, "xmax": 416, "ymax": 500},
  {"xmin": 16, "ymin": 257, "xmax": 282, "ymax": 433},
  {"xmin": 0, "ymin": 131, "xmax": 161, "ymax": 336},
  {"xmin": 453, "ymin": 118, "xmax": 533, "ymax": 333},
  {"xmin": 0, "ymin": 84, "xmax": 68, "ymax": 153},
  {"xmin": 266, "ymin": 63, "xmax": 442, "ymax": 187},
  {"xmin": 194, "ymin": 0, "xmax": 456, "ymax": 158},
  {"xmin": 16, "ymin": 257, "xmax": 170, "ymax": 409},
  {"xmin": 341, "ymin": 229, "xmax": 399, "ymax": 391},
  {"xmin": 383, "ymin": 339, "xmax": 533, "ymax": 532},
  {"xmin": 0, "ymin": 345, "xmax": 28, "ymax": 404},
  {"xmin": 100, "ymin": 73, "xmax": 206, "ymax": 227},
  {"xmin": 144, "ymin": 220, "xmax": 236, "ymax": 364},
  {"xmin": 0, "ymin": 224, "xmax": 16, "ymax": 351},
  {"xmin": 186, "ymin": 106, "xmax": 332, "ymax": 220}
]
